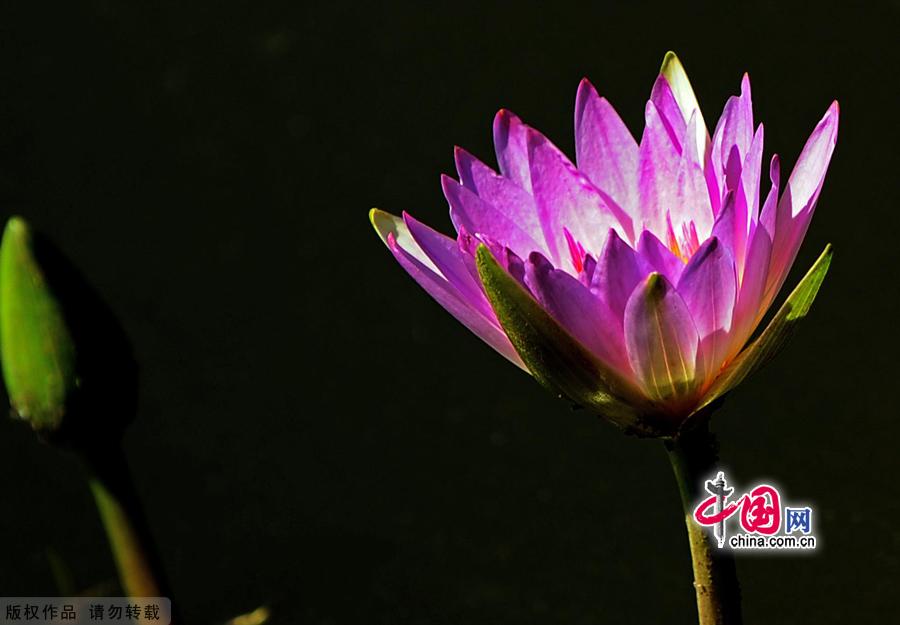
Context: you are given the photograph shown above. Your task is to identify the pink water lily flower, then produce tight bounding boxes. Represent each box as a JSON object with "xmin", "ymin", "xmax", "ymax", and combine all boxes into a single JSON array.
[{"xmin": 372, "ymin": 53, "xmax": 837, "ymax": 436}]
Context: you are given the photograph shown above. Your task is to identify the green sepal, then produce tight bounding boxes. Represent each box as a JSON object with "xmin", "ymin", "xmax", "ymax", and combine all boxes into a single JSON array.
[
  {"xmin": 475, "ymin": 245, "xmax": 665, "ymax": 435},
  {"xmin": 692, "ymin": 244, "xmax": 833, "ymax": 415}
]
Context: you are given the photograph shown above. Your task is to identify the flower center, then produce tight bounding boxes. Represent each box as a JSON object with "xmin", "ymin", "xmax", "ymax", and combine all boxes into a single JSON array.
[{"xmin": 665, "ymin": 212, "xmax": 701, "ymax": 263}]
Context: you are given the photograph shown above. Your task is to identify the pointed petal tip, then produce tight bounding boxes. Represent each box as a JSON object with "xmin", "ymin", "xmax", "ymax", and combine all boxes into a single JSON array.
[
  {"xmin": 369, "ymin": 208, "xmax": 394, "ymax": 239},
  {"xmin": 825, "ymin": 100, "xmax": 840, "ymax": 128},
  {"xmin": 494, "ymin": 108, "xmax": 520, "ymax": 125},
  {"xmin": 645, "ymin": 271, "xmax": 664, "ymax": 291},
  {"xmin": 439, "ymin": 172, "xmax": 455, "ymax": 191},
  {"xmin": 660, "ymin": 51, "xmax": 680, "ymax": 72},
  {"xmin": 577, "ymin": 77, "xmax": 597, "ymax": 94},
  {"xmin": 370, "ymin": 209, "xmax": 410, "ymax": 251}
]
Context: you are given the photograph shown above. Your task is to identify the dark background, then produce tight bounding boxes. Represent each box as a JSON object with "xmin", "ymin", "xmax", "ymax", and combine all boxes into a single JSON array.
[{"xmin": 0, "ymin": 1, "xmax": 897, "ymax": 623}]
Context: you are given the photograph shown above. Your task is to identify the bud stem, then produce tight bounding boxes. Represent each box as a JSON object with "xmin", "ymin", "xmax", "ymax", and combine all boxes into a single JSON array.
[
  {"xmin": 82, "ymin": 446, "xmax": 172, "ymax": 605},
  {"xmin": 665, "ymin": 422, "xmax": 742, "ymax": 625}
]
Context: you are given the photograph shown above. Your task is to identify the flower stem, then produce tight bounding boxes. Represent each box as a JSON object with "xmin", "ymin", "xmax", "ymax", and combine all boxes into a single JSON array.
[
  {"xmin": 81, "ymin": 445, "xmax": 170, "ymax": 600},
  {"xmin": 665, "ymin": 422, "xmax": 742, "ymax": 625}
]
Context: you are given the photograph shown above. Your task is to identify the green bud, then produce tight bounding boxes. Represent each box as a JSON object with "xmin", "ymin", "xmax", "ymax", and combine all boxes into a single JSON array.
[{"xmin": 0, "ymin": 217, "xmax": 136, "ymax": 446}]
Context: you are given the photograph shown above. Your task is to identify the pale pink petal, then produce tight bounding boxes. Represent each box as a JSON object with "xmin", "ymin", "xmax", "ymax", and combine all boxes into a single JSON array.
[
  {"xmin": 443, "ymin": 149, "xmax": 547, "ymax": 258},
  {"xmin": 743, "ymin": 124, "xmax": 765, "ymax": 224},
  {"xmin": 492, "ymin": 109, "xmax": 533, "ymax": 193},
  {"xmin": 650, "ymin": 75, "xmax": 687, "ymax": 151},
  {"xmin": 528, "ymin": 129, "xmax": 634, "ymax": 267},
  {"xmin": 674, "ymin": 110, "xmax": 715, "ymax": 240},
  {"xmin": 710, "ymin": 74, "xmax": 754, "ymax": 185},
  {"xmin": 574, "ymin": 79, "xmax": 640, "ymax": 220},
  {"xmin": 638, "ymin": 101, "xmax": 682, "ymax": 238},
  {"xmin": 765, "ymin": 102, "xmax": 839, "ymax": 306}
]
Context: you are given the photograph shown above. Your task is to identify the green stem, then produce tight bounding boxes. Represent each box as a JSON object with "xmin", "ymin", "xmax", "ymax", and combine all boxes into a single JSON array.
[
  {"xmin": 81, "ymin": 445, "xmax": 169, "ymax": 600},
  {"xmin": 665, "ymin": 423, "xmax": 742, "ymax": 625}
]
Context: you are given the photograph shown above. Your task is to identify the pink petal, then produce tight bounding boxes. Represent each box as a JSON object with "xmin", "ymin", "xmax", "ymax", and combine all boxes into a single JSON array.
[
  {"xmin": 676, "ymin": 237, "xmax": 737, "ymax": 379},
  {"xmin": 743, "ymin": 124, "xmax": 765, "ymax": 224},
  {"xmin": 525, "ymin": 252, "xmax": 632, "ymax": 376},
  {"xmin": 591, "ymin": 228, "xmax": 651, "ymax": 322},
  {"xmin": 710, "ymin": 74, "xmax": 754, "ymax": 185},
  {"xmin": 636, "ymin": 229, "xmax": 684, "ymax": 284},
  {"xmin": 765, "ymin": 102, "xmax": 839, "ymax": 306},
  {"xmin": 444, "ymin": 150, "xmax": 546, "ymax": 258},
  {"xmin": 527, "ymin": 129, "xmax": 634, "ymax": 268},
  {"xmin": 728, "ymin": 222, "xmax": 772, "ymax": 360},
  {"xmin": 758, "ymin": 154, "xmax": 781, "ymax": 242},
  {"xmin": 492, "ymin": 109, "xmax": 533, "ymax": 193},
  {"xmin": 723, "ymin": 146, "xmax": 750, "ymax": 276},
  {"xmin": 403, "ymin": 212, "xmax": 493, "ymax": 318},
  {"xmin": 574, "ymin": 79, "xmax": 640, "ymax": 220},
  {"xmin": 370, "ymin": 210, "xmax": 525, "ymax": 370},
  {"xmin": 650, "ymin": 75, "xmax": 687, "ymax": 151},
  {"xmin": 674, "ymin": 110, "xmax": 714, "ymax": 240},
  {"xmin": 638, "ymin": 101, "xmax": 682, "ymax": 238}
]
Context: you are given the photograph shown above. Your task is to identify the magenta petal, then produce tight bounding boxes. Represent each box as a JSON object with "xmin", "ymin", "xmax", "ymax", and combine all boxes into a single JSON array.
[
  {"xmin": 638, "ymin": 101, "xmax": 682, "ymax": 237},
  {"xmin": 371, "ymin": 211, "xmax": 525, "ymax": 370},
  {"xmin": 444, "ymin": 149, "xmax": 546, "ymax": 256},
  {"xmin": 527, "ymin": 129, "xmax": 634, "ymax": 266},
  {"xmin": 636, "ymin": 229, "xmax": 684, "ymax": 284},
  {"xmin": 624, "ymin": 272, "xmax": 700, "ymax": 404},
  {"xmin": 574, "ymin": 79, "xmax": 639, "ymax": 220},
  {"xmin": 456, "ymin": 225, "xmax": 526, "ymax": 287},
  {"xmin": 781, "ymin": 101, "xmax": 840, "ymax": 217},
  {"xmin": 728, "ymin": 223, "xmax": 772, "ymax": 359},
  {"xmin": 712, "ymin": 150, "xmax": 752, "ymax": 280},
  {"xmin": 591, "ymin": 228, "xmax": 651, "ymax": 321},
  {"xmin": 743, "ymin": 124, "xmax": 765, "ymax": 223},
  {"xmin": 765, "ymin": 102, "xmax": 839, "ymax": 304},
  {"xmin": 526, "ymin": 252, "xmax": 631, "ymax": 375},
  {"xmin": 711, "ymin": 74, "xmax": 754, "ymax": 181},
  {"xmin": 403, "ymin": 212, "xmax": 493, "ymax": 317},
  {"xmin": 443, "ymin": 177, "xmax": 537, "ymax": 257},
  {"xmin": 723, "ymin": 146, "xmax": 750, "ymax": 275},
  {"xmin": 758, "ymin": 154, "xmax": 781, "ymax": 242},
  {"xmin": 676, "ymin": 237, "xmax": 737, "ymax": 377},
  {"xmin": 649, "ymin": 75, "xmax": 687, "ymax": 150},
  {"xmin": 492, "ymin": 109, "xmax": 533, "ymax": 193},
  {"xmin": 674, "ymin": 110, "xmax": 714, "ymax": 238}
]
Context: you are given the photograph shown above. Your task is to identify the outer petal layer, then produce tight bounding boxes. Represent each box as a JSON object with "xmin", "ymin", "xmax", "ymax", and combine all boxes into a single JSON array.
[
  {"xmin": 765, "ymin": 102, "xmax": 839, "ymax": 307},
  {"xmin": 370, "ymin": 209, "xmax": 526, "ymax": 370}
]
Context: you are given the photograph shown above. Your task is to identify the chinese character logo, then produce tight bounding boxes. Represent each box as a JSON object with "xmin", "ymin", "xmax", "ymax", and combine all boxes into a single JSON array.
[{"xmin": 692, "ymin": 472, "xmax": 816, "ymax": 551}]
